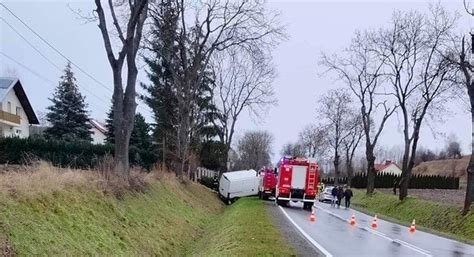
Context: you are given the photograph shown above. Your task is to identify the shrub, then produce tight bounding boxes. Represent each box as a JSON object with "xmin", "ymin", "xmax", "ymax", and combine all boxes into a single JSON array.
[
  {"xmin": 0, "ymin": 137, "xmax": 157, "ymax": 170},
  {"xmin": 321, "ymin": 172, "xmax": 459, "ymax": 189}
]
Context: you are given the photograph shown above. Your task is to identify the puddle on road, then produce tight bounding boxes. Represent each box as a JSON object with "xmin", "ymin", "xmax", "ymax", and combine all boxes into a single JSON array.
[{"xmin": 450, "ymin": 243, "xmax": 473, "ymax": 257}]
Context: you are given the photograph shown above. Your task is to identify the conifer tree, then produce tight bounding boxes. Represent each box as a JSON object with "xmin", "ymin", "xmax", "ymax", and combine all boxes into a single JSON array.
[
  {"xmin": 143, "ymin": 0, "xmax": 225, "ymax": 172},
  {"xmin": 130, "ymin": 113, "xmax": 151, "ymax": 150},
  {"xmin": 45, "ymin": 62, "xmax": 92, "ymax": 141},
  {"xmin": 105, "ymin": 102, "xmax": 115, "ymax": 144},
  {"xmin": 142, "ymin": 0, "xmax": 179, "ymax": 165}
]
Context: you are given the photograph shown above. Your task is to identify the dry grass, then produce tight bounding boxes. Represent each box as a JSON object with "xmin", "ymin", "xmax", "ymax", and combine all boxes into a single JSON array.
[
  {"xmin": 413, "ymin": 156, "xmax": 470, "ymax": 178},
  {"xmin": 0, "ymin": 161, "xmax": 175, "ymax": 199},
  {"xmin": 0, "ymin": 161, "xmax": 99, "ymax": 197},
  {"xmin": 0, "ymin": 162, "xmax": 224, "ymax": 256}
]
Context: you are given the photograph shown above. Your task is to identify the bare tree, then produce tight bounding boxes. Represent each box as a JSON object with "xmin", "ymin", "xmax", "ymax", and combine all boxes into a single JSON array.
[
  {"xmin": 94, "ymin": 0, "xmax": 149, "ymax": 179},
  {"xmin": 147, "ymin": 0, "xmax": 284, "ymax": 178},
  {"xmin": 342, "ymin": 114, "xmax": 364, "ymax": 186},
  {"xmin": 445, "ymin": 134, "xmax": 462, "ymax": 159},
  {"xmin": 318, "ymin": 89, "xmax": 353, "ymax": 184},
  {"xmin": 374, "ymin": 6, "xmax": 458, "ymax": 200},
  {"xmin": 445, "ymin": 34, "xmax": 474, "ymax": 214},
  {"xmin": 281, "ymin": 142, "xmax": 306, "ymax": 157},
  {"xmin": 298, "ymin": 124, "xmax": 328, "ymax": 159},
  {"xmin": 234, "ymin": 130, "xmax": 273, "ymax": 171},
  {"xmin": 320, "ymin": 31, "xmax": 396, "ymax": 194},
  {"xmin": 211, "ymin": 49, "xmax": 277, "ymax": 171}
]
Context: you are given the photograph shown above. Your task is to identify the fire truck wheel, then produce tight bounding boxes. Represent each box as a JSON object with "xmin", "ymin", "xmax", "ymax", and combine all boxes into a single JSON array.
[
  {"xmin": 277, "ymin": 199, "xmax": 288, "ymax": 206},
  {"xmin": 262, "ymin": 194, "xmax": 269, "ymax": 201},
  {"xmin": 303, "ymin": 202, "xmax": 314, "ymax": 210}
]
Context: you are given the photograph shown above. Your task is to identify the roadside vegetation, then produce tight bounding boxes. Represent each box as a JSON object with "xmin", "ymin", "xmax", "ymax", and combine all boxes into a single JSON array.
[
  {"xmin": 352, "ymin": 190, "xmax": 474, "ymax": 242},
  {"xmin": 188, "ymin": 197, "xmax": 295, "ymax": 257},
  {"xmin": 0, "ymin": 162, "xmax": 223, "ymax": 256},
  {"xmin": 0, "ymin": 163, "xmax": 292, "ymax": 256}
]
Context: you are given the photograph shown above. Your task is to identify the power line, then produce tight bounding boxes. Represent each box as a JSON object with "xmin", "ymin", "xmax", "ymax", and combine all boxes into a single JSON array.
[
  {"xmin": 0, "ymin": 51, "xmax": 110, "ymax": 113},
  {"xmin": 1, "ymin": 17, "xmax": 63, "ymax": 72},
  {"xmin": 0, "ymin": 2, "xmax": 113, "ymax": 93},
  {"xmin": 0, "ymin": 3, "xmax": 151, "ymax": 116},
  {"xmin": 0, "ymin": 18, "xmax": 112, "ymax": 107}
]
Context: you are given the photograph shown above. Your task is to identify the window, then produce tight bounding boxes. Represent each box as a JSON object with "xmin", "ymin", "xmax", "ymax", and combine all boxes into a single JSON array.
[
  {"xmin": 7, "ymin": 102, "xmax": 11, "ymax": 113},
  {"xmin": 16, "ymin": 107, "xmax": 22, "ymax": 118}
]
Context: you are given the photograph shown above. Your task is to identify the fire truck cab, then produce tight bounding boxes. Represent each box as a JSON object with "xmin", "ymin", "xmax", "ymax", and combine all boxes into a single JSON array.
[
  {"xmin": 275, "ymin": 156, "xmax": 320, "ymax": 210},
  {"xmin": 258, "ymin": 167, "xmax": 277, "ymax": 200}
]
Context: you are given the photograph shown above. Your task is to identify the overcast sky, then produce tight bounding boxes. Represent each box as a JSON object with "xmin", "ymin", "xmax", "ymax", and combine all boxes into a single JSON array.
[{"xmin": 0, "ymin": 0, "xmax": 472, "ymax": 162}]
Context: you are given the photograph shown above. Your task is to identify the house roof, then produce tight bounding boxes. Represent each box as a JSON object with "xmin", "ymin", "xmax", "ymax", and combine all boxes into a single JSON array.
[
  {"xmin": 89, "ymin": 119, "xmax": 107, "ymax": 134},
  {"xmin": 374, "ymin": 160, "xmax": 401, "ymax": 172},
  {"xmin": 0, "ymin": 77, "xmax": 39, "ymax": 125}
]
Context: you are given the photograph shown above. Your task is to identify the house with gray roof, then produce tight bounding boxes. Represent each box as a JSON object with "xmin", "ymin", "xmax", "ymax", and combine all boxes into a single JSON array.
[{"xmin": 0, "ymin": 77, "xmax": 39, "ymax": 138}]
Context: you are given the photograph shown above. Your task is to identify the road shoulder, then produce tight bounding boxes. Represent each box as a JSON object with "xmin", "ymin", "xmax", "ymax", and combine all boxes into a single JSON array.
[{"xmin": 264, "ymin": 201, "xmax": 324, "ymax": 257}]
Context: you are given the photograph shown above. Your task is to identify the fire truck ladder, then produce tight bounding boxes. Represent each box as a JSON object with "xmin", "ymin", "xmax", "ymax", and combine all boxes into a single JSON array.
[{"xmin": 308, "ymin": 166, "xmax": 316, "ymax": 189}]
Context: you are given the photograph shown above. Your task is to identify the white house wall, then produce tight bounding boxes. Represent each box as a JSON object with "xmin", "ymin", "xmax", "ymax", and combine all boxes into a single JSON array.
[
  {"xmin": 379, "ymin": 164, "xmax": 402, "ymax": 175},
  {"xmin": 0, "ymin": 89, "xmax": 30, "ymax": 138},
  {"xmin": 91, "ymin": 127, "xmax": 106, "ymax": 144}
]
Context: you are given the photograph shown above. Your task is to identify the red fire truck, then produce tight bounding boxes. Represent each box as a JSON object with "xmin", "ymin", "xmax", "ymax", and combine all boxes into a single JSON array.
[
  {"xmin": 275, "ymin": 156, "xmax": 320, "ymax": 210},
  {"xmin": 258, "ymin": 167, "xmax": 277, "ymax": 200}
]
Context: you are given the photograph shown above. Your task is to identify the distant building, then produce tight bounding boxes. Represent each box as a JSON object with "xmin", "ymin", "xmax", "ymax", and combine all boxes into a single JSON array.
[
  {"xmin": 89, "ymin": 119, "xmax": 107, "ymax": 144},
  {"xmin": 28, "ymin": 118, "xmax": 108, "ymax": 144},
  {"xmin": 374, "ymin": 160, "xmax": 402, "ymax": 175},
  {"xmin": 0, "ymin": 78, "xmax": 39, "ymax": 138}
]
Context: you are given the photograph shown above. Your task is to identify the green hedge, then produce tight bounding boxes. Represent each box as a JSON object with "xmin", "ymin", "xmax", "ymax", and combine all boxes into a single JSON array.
[
  {"xmin": 322, "ymin": 172, "xmax": 459, "ymax": 189},
  {"xmin": 0, "ymin": 137, "xmax": 157, "ymax": 170}
]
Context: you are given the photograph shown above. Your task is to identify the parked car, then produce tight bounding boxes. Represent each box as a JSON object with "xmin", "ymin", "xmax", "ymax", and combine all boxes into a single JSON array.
[{"xmin": 319, "ymin": 186, "xmax": 334, "ymax": 203}]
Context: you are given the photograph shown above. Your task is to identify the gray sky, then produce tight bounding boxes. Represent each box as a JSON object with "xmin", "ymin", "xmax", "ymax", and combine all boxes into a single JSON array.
[{"xmin": 0, "ymin": 0, "xmax": 472, "ymax": 162}]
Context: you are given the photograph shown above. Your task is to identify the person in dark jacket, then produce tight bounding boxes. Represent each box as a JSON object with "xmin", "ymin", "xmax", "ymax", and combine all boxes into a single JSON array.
[
  {"xmin": 344, "ymin": 187, "xmax": 353, "ymax": 209},
  {"xmin": 337, "ymin": 186, "xmax": 344, "ymax": 208},
  {"xmin": 331, "ymin": 186, "xmax": 338, "ymax": 208}
]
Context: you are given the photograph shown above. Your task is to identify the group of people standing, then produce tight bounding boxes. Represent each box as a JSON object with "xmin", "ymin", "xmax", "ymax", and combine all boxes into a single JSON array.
[{"xmin": 331, "ymin": 185, "xmax": 353, "ymax": 209}]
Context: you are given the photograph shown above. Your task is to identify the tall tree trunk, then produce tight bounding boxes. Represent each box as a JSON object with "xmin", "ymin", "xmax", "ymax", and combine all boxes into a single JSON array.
[
  {"xmin": 366, "ymin": 145, "xmax": 376, "ymax": 195},
  {"xmin": 346, "ymin": 153, "xmax": 354, "ymax": 187},
  {"xmin": 399, "ymin": 118, "xmax": 424, "ymax": 200},
  {"xmin": 463, "ymin": 106, "xmax": 474, "ymax": 214},
  {"xmin": 111, "ymin": 70, "xmax": 133, "ymax": 179},
  {"xmin": 334, "ymin": 151, "xmax": 340, "ymax": 185},
  {"xmin": 399, "ymin": 146, "xmax": 410, "ymax": 200}
]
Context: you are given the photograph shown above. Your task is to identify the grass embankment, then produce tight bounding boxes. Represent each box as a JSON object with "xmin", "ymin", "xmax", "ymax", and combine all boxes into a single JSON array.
[
  {"xmin": 352, "ymin": 190, "xmax": 474, "ymax": 242},
  {"xmin": 0, "ymin": 163, "xmax": 223, "ymax": 256},
  {"xmin": 189, "ymin": 197, "xmax": 295, "ymax": 257},
  {"xmin": 0, "ymin": 163, "xmax": 293, "ymax": 256}
]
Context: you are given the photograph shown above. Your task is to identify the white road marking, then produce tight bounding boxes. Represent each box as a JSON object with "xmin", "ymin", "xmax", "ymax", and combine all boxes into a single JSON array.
[
  {"xmin": 278, "ymin": 206, "xmax": 333, "ymax": 257},
  {"xmin": 314, "ymin": 205, "xmax": 432, "ymax": 257}
]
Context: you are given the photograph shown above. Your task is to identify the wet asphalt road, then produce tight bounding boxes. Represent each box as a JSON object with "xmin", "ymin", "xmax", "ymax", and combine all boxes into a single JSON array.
[{"xmin": 279, "ymin": 201, "xmax": 474, "ymax": 257}]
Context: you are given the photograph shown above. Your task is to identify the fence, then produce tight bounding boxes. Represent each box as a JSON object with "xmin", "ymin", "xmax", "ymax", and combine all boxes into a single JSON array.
[
  {"xmin": 321, "ymin": 172, "xmax": 459, "ymax": 189},
  {"xmin": 194, "ymin": 167, "xmax": 218, "ymax": 182}
]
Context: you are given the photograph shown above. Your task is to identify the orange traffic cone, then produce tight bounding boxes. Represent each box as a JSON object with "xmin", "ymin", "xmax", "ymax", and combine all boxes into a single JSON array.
[
  {"xmin": 349, "ymin": 214, "xmax": 356, "ymax": 225},
  {"xmin": 309, "ymin": 210, "xmax": 316, "ymax": 222},
  {"xmin": 409, "ymin": 219, "xmax": 416, "ymax": 233},
  {"xmin": 371, "ymin": 215, "xmax": 378, "ymax": 229}
]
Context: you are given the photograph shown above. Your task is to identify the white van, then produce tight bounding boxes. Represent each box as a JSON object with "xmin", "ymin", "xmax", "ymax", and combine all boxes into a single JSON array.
[{"xmin": 219, "ymin": 169, "xmax": 259, "ymax": 204}]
